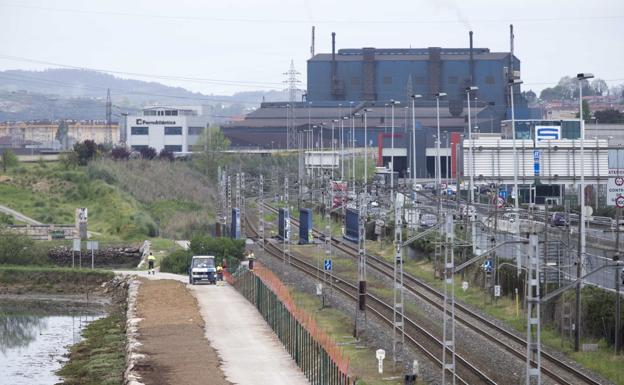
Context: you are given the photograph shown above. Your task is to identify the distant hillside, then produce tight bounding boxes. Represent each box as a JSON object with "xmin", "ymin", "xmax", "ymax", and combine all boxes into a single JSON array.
[{"xmin": 0, "ymin": 69, "xmax": 298, "ymax": 121}]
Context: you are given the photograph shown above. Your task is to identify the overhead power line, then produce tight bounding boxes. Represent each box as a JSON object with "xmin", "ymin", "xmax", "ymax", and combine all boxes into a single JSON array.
[
  {"xmin": 1, "ymin": 2, "xmax": 622, "ymax": 24},
  {"xmin": 0, "ymin": 72, "xmax": 271, "ymax": 104},
  {"xmin": 0, "ymin": 54, "xmax": 289, "ymax": 88}
]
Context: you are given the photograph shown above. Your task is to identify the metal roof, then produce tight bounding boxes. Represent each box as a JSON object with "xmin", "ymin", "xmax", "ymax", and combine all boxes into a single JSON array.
[{"xmin": 309, "ymin": 51, "xmax": 510, "ymax": 62}]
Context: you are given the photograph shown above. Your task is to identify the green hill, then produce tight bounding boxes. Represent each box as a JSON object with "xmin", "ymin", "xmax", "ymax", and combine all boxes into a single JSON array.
[{"xmin": 0, "ymin": 159, "xmax": 215, "ymax": 240}]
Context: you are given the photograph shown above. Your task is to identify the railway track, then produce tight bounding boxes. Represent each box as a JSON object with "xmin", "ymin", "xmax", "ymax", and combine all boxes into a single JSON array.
[
  {"xmin": 259, "ymin": 201, "xmax": 603, "ymax": 385},
  {"xmin": 244, "ymin": 215, "xmax": 497, "ymax": 385}
]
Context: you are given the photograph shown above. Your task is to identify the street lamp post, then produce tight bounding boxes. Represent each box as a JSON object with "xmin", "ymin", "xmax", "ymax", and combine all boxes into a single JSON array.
[
  {"xmin": 352, "ymin": 113, "xmax": 357, "ymax": 195},
  {"xmin": 509, "ymin": 78, "xmax": 523, "ymax": 276},
  {"xmin": 575, "ymin": 72, "xmax": 594, "ymax": 352},
  {"xmin": 466, "ymin": 86, "xmax": 478, "ymax": 204},
  {"xmin": 411, "ymin": 94, "xmax": 422, "ymax": 189},
  {"xmin": 363, "ymin": 109, "xmax": 371, "ymax": 190},
  {"xmin": 390, "ymin": 100, "xmax": 400, "ymax": 194},
  {"xmin": 331, "ymin": 120, "xmax": 338, "ymax": 181},
  {"xmin": 434, "ymin": 93, "xmax": 447, "ymax": 199}
]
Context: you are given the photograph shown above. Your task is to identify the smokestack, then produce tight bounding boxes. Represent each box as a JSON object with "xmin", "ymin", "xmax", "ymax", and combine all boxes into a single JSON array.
[
  {"xmin": 310, "ymin": 26, "xmax": 315, "ymax": 58},
  {"xmin": 469, "ymin": 31, "xmax": 474, "ymax": 85},
  {"xmin": 331, "ymin": 32, "xmax": 337, "ymax": 92},
  {"xmin": 331, "ymin": 32, "xmax": 336, "ymax": 63}
]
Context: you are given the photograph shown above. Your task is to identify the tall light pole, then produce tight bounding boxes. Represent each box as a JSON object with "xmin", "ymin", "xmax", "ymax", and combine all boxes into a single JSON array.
[
  {"xmin": 390, "ymin": 100, "xmax": 400, "ymax": 194},
  {"xmin": 341, "ymin": 116, "xmax": 347, "ymax": 180},
  {"xmin": 352, "ymin": 112, "xmax": 357, "ymax": 195},
  {"xmin": 466, "ymin": 86, "xmax": 478, "ymax": 204},
  {"xmin": 509, "ymin": 78, "xmax": 523, "ymax": 276},
  {"xmin": 411, "ymin": 94, "xmax": 422, "ymax": 189},
  {"xmin": 363, "ymin": 109, "xmax": 371, "ymax": 190},
  {"xmin": 575, "ymin": 72, "xmax": 594, "ymax": 352},
  {"xmin": 331, "ymin": 119, "xmax": 338, "ymax": 181},
  {"xmin": 434, "ymin": 93, "xmax": 446, "ymax": 196}
]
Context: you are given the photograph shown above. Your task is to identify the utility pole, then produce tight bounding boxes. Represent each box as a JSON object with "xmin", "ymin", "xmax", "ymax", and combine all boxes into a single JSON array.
[
  {"xmin": 392, "ymin": 192, "xmax": 405, "ymax": 363},
  {"xmin": 526, "ymin": 234, "xmax": 541, "ymax": 385},
  {"xmin": 240, "ymin": 173, "xmax": 245, "ymax": 235},
  {"xmin": 615, "ymin": 207, "xmax": 622, "ymax": 354},
  {"xmin": 324, "ymin": 178, "xmax": 333, "ymax": 308},
  {"xmin": 283, "ymin": 176, "xmax": 290, "ymax": 264},
  {"xmin": 355, "ymin": 192, "xmax": 367, "ymax": 338},
  {"xmin": 226, "ymin": 174, "xmax": 232, "ymax": 235},
  {"xmin": 105, "ymin": 88, "xmax": 112, "ymax": 144},
  {"xmin": 442, "ymin": 213, "xmax": 456, "ymax": 385},
  {"xmin": 259, "ymin": 175, "xmax": 264, "ymax": 258}
]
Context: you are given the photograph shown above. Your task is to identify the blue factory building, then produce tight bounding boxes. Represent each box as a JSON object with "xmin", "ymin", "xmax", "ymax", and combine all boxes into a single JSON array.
[{"xmin": 306, "ymin": 32, "xmax": 524, "ymax": 120}]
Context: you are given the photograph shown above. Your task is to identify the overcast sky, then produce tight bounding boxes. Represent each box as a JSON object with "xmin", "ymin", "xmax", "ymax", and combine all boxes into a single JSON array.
[{"xmin": 0, "ymin": 0, "xmax": 622, "ymax": 96}]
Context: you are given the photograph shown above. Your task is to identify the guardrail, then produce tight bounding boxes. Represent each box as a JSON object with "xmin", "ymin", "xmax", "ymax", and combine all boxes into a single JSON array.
[{"xmin": 230, "ymin": 265, "xmax": 354, "ymax": 385}]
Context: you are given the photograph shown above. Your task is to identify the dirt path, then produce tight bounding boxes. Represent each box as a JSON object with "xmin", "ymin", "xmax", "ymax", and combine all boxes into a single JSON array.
[{"xmin": 135, "ymin": 279, "xmax": 231, "ymax": 385}]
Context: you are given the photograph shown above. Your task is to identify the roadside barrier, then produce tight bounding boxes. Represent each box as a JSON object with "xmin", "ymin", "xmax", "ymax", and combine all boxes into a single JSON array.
[{"xmin": 231, "ymin": 263, "xmax": 354, "ymax": 385}]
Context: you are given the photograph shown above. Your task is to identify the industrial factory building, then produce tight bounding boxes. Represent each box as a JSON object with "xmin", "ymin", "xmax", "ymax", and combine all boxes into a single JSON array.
[
  {"xmin": 125, "ymin": 105, "xmax": 209, "ymax": 153},
  {"xmin": 306, "ymin": 32, "xmax": 528, "ymax": 120}
]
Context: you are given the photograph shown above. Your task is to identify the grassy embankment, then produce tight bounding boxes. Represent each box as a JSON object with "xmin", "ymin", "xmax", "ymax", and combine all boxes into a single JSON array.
[
  {"xmin": 291, "ymin": 289, "xmax": 413, "ymax": 385},
  {"xmin": 0, "ymin": 265, "xmax": 114, "ymax": 294},
  {"xmin": 0, "ymin": 159, "xmax": 215, "ymax": 241}
]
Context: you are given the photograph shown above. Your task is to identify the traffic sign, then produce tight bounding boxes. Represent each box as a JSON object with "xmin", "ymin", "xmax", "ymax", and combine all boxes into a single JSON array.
[
  {"xmin": 533, "ymin": 150, "xmax": 540, "ymax": 160},
  {"xmin": 324, "ymin": 259, "xmax": 333, "ymax": 271},
  {"xmin": 483, "ymin": 259, "xmax": 493, "ymax": 273},
  {"xmin": 494, "ymin": 285, "xmax": 501, "ymax": 297},
  {"xmin": 617, "ymin": 196, "xmax": 624, "ymax": 208},
  {"xmin": 608, "ymin": 174, "xmax": 624, "ymax": 206},
  {"xmin": 461, "ymin": 281, "xmax": 469, "ymax": 292},
  {"xmin": 491, "ymin": 196, "xmax": 505, "ymax": 208}
]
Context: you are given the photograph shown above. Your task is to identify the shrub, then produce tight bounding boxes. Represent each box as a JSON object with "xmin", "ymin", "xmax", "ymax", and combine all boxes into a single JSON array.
[
  {"xmin": 139, "ymin": 147, "xmax": 157, "ymax": 160},
  {"xmin": 73, "ymin": 140, "xmax": 98, "ymax": 165},
  {"xmin": 110, "ymin": 147, "xmax": 130, "ymax": 160},
  {"xmin": 0, "ymin": 231, "xmax": 49, "ymax": 265},
  {"xmin": 160, "ymin": 249, "xmax": 192, "ymax": 274},
  {"xmin": 158, "ymin": 149, "xmax": 174, "ymax": 161},
  {"xmin": 190, "ymin": 236, "xmax": 245, "ymax": 268}
]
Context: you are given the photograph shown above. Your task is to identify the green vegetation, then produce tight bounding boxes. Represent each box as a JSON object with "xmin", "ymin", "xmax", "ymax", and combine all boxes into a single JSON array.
[
  {"xmin": 1, "ymin": 149, "xmax": 19, "ymax": 171},
  {"xmin": 0, "ymin": 232, "xmax": 48, "ymax": 265},
  {"xmin": 57, "ymin": 312, "xmax": 125, "ymax": 385},
  {"xmin": 0, "ymin": 266, "xmax": 113, "ymax": 294},
  {"xmin": 291, "ymin": 289, "xmax": 406, "ymax": 385},
  {"xmin": 160, "ymin": 236, "xmax": 246, "ymax": 274}
]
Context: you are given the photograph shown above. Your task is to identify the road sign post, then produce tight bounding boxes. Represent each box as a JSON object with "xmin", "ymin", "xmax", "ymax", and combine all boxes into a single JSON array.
[
  {"xmin": 376, "ymin": 349, "xmax": 385, "ymax": 374},
  {"xmin": 86, "ymin": 241, "xmax": 98, "ymax": 269},
  {"xmin": 72, "ymin": 239, "xmax": 80, "ymax": 269}
]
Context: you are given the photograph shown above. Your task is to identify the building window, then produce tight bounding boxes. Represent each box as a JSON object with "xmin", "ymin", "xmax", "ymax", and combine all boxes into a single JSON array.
[
  {"xmin": 144, "ymin": 110, "xmax": 156, "ymax": 116},
  {"xmin": 351, "ymin": 77, "xmax": 360, "ymax": 85},
  {"xmin": 165, "ymin": 126, "xmax": 182, "ymax": 135},
  {"xmin": 165, "ymin": 110, "xmax": 172, "ymax": 116},
  {"xmin": 448, "ymin": 76, "xmax": 458, "ymax": 84},
  {"xmin": 157, "ymin": 110, "xmax": 164, "ymax": 116},
  {"xmin": 383, "ymin": 76, "xmax": 392, "ymax": 85},
  {"xmin": 188, "ymin": 126, "xmax": 205, "ymax": 136},
  {"xmin": 164, "ymin": 145, "xmax": 182, "ymax": 152},
  {"xmin": 131, "ymin": 126, "xmax": 148, "ymax": 135},
  {"xmin": 485, "ymin": 75, "xmax": 496, "ymax": 84}
]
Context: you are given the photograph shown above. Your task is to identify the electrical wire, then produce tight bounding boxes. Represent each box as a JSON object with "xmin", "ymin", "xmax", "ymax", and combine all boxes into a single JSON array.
[{"xmin": 1, "ymin": 2, "xmax": 622, "ymax": 24}]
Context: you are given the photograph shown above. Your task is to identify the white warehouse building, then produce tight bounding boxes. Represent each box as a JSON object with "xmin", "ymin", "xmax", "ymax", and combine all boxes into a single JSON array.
[{"xmin": 125, "ymin": 106, "xmax": 210, "ymax": 153}]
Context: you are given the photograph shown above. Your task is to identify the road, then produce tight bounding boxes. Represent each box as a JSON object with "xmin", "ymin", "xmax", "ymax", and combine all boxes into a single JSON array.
[
  {"xmin": 0, "ymin": 204, "xmax": 42, "ymax": 225},
  {"xmin": 117, "ymin": 270, "xmax": 309, "ymax": 385}
]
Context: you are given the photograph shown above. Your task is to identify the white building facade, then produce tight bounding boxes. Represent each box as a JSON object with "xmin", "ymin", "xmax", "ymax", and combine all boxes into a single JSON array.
[{"xmin": 126, "ymin": 106, "xmax": 209, "ymax": 153}]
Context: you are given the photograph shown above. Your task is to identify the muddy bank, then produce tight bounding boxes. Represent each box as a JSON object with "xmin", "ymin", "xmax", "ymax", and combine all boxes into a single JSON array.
[
  {"xmin": 0, "ymin": 267, "xmax": 114, "ymax": 295},
  {"xmin": 57, "ymin": 275, "xmax": 130, "ymax": 385}
]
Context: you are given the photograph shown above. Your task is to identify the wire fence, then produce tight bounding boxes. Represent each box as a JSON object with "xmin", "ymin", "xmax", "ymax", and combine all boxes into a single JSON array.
[{"xmin": 226, "ymin": 264, "xmax": 354, "ymax": 385}]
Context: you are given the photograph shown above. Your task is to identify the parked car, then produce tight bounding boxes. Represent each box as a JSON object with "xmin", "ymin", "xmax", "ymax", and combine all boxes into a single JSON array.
[
  {"xmin": 413, "ymin": 184, "xmax": 423, "ymax": 191},
  {"xmin": 420, "ymin": 213, "xmax": 438, "ymax": 228},
  {"xmin": 550, "ymin": 212, "xmax": 566, "ymax": 227}
]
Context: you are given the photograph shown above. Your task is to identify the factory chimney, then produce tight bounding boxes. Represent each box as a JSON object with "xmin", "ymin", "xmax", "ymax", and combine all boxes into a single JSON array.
[
  {"xmin": 310, "ymin": 26, "xmax": 315, "ymax": 57},
  {"xmin": 469, "ymin": 31, "xmax": 474, "ymax": 86}
]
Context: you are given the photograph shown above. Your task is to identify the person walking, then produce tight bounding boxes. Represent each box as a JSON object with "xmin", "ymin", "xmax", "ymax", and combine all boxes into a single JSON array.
[
  {"xmin": 147, "ymin": 253, "xmax": 156, "ymax": 275},
  {"xmin": 216, "ymin": 264, "xmax": 224, "ymax": 283}
]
